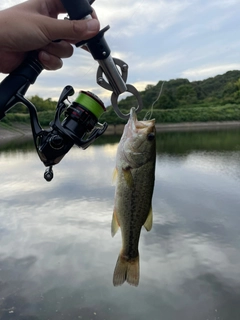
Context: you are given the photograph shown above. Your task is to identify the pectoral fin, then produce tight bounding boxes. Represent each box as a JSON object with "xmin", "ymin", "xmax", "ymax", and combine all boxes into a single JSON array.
[
  {"xmin": 112, "ymin": 168, "xmax": 118, "ymax": 185},
  {"xmin": 143, "ymin": 206, "xmax": 153, "ymax": 231},
  {"xmin": 111, "ymin": 209, "xmax": 119, "ymax": 237},
  {"xmin": 122, "ymin": 167, "xmax": 134, "ymax": 188}
]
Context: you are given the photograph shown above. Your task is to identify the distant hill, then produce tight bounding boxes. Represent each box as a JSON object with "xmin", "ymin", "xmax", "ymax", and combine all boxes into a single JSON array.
[
  {"xmin": 4, "ymin": 70, "xmax": 240, "ymax": 125},
  {"xmin": 118, "ymin": 70, "xmax": 240, "ymax": 110},
  {"xmin": 101, "ymin": 70, "xmax": 240, "ymax": 124}
]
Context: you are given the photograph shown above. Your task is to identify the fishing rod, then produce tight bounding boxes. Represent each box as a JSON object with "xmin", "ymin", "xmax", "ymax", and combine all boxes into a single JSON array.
[{"xmin": 0, "ymin": 0, "xmax": 143, "ymax": 181}]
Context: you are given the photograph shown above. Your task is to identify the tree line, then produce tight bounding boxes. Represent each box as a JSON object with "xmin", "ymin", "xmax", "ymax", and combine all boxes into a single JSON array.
[
  {"xmin": 102, "ymin": 70, "xmax": 240, "ymax": 123},
  {"xmin": 5, "ymin": 70, "xmax": 240, "ymax": 124}
]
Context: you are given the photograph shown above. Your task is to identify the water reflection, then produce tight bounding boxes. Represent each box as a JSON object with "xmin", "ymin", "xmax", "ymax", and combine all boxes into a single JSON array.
[
  {"xmin": 0, "ymin": 129, "xmax": 240, "ymax": 319},
  {"xmin": 158, "ymin": 129, "xmax": 240, "ymax": 154}
]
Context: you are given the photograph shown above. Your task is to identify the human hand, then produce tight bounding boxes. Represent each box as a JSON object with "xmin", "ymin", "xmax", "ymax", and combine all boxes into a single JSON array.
[{"xmin": 0, "ymin": 0, "xmax": 100, "ymax": 73}]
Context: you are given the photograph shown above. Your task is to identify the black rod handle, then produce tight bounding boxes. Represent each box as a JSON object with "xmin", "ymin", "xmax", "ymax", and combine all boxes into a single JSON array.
[
  {"xmin": 0, "ymin": 54, "xmax": 43, "ymax": 119},
  {"xmin": 61, "ymin": 0, "xmax": 93, "ymax": 20}
]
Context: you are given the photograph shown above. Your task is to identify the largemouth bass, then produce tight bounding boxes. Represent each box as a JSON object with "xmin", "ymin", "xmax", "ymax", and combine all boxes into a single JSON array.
[{"xmin": 112, "ymin": 107, "xmax": 156, "ymax": 286}]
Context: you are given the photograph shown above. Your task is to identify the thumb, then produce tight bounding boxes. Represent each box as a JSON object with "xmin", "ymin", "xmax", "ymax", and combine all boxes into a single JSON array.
[{"xmin": 42, "ymin": 17, "xmax": 100, "ymax": 42}]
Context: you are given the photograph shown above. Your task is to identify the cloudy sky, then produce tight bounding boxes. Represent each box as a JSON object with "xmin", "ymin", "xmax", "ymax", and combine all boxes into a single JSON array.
[{"xmin": 0, "ymin": 0, "xmax": 240, "ymax": 106}]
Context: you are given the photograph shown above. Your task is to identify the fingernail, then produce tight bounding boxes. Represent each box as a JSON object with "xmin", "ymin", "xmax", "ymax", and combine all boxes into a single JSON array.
[{"xmin": 87, "ymin": 19, "xmax": 99, "ymax": 31}]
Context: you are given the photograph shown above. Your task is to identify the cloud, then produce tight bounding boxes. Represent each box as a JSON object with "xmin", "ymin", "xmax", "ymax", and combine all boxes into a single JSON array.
[
  {"xmin": 209, "ymin": 0, "xmax": 239, "ymax": 8},
  {"xmin": 132, "ymin": 80, "xmax": 156, "ymax": 92},
  {"xmin": 181, "ymin": 64, "xmax": 240, "ymax": 81},
  {"xmin": 0, "ymin": 0, "xmax": 24, "ymax": 9},
  {"xmin": 96, "ymin": 0, "xmax": 193, "ymax": 38},
  {"xmin": 134, "ymin": 51, "xmax": 184, "ymax": 72},
  {"xmin": 1, "ymin": 0, "xmax": 240, "ymax": 106}
]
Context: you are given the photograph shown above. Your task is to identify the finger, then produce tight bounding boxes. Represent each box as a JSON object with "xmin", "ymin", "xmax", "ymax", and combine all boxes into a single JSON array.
[
  {"xmin": 41, "ymin": 16, "xmax": 100, "ymax": 42},
  {"xmin": 42, "ymin": 40, "xmax": 73, "ymax": 58},
  {"xmin": 38, "ymin": 51, "xmax": 63, "ymax": 70},
  {"xmin": 91, "ymin": 9, "xmax": 98, "ymax": 20}
]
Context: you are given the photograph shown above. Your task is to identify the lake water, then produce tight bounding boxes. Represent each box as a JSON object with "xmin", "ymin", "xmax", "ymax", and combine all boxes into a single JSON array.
[{"xmin": 1, "ymin": 128, "xmax": 240, "ymax": 320}]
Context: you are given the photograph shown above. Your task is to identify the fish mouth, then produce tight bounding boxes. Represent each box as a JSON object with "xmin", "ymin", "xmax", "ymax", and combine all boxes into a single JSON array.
[
  {"xmin": 129, "ymin": 107, "xmax": 155, "ymax": 133},
  {"xmin": 129, "ymin": 107, "xmax": 137, "ymax": 132},
  {"xmin": 130, "ymin": 107, "xmax": 137, "ymax": 122},
  {"xmin": 122, "ymin": 107, "xmax": 155, "ymax": 167}
]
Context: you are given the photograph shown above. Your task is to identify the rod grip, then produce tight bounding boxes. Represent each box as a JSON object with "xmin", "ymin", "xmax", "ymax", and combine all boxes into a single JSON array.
[
  {"xmin": 0, "ymin": 55, "xmax": 43, "ymax": 119},
  {"xmin": 61, "ymin": 0, "xmax": 93, "ymax": 20}
]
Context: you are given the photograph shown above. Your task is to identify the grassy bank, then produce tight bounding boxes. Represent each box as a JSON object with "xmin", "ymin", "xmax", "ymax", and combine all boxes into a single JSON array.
[
  {"xmin": 101, "ymin": 104, "xmax": 240, "ymax": 124},
  {"xmin": 153, "ymin": 104, "xmax": 240, "ymax": 123},
  {"xmin": 3, "ymin": 70, "xmax": 240, "ymax": 126},
  {"xmin": 2, "ymin": 104, "xmax": 240, "ymax": 126},
  {"xmin": 0, "ymin": 111, "xmax": 54, "ymax": 127}
]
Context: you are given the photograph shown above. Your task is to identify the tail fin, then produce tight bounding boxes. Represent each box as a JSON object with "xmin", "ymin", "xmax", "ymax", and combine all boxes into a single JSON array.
[{"xmin": 113, "ymin": 253, "xmax": 139, "ymax": 287}]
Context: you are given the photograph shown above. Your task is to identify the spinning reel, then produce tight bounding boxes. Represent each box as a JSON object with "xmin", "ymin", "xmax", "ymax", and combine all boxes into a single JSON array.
[{"xmin": 0, "ymin": 55, "xmax": 107, "ymax": 181}]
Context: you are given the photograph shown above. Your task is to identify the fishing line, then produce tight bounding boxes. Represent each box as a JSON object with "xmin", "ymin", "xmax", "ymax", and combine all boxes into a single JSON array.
[{"xmin": 143, "ymin": 81, "xmax": 165, "ymax": 120}]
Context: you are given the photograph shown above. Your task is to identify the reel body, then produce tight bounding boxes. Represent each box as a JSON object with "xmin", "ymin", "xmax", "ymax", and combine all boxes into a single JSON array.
[{"xmin": 37, "ymin": 87, "xmax": 108, "ymax": 181}]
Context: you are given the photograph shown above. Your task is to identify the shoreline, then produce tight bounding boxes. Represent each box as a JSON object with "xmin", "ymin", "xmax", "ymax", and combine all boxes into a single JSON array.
[
  {"xmin": 155, "ymin": 120, "xmax": 240, "ymax": 131},
  {"xmin": 1, "ymin": 121, "xmax": 240, "ymax": 143},
  {"xmin": 0, "ymin": 124, "xmax": 32, "ymax": 143}
]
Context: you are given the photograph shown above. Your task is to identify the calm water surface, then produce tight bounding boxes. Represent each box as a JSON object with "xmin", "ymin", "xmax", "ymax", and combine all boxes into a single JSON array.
[{"xmin": 1, "ymin": 129, "xmax": 240, "ymax": 320}]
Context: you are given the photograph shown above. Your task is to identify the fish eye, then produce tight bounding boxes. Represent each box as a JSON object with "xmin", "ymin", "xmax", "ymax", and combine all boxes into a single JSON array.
[{"xmin": 147, "ymin": 133, "xmax": 155, "ymax": 141}]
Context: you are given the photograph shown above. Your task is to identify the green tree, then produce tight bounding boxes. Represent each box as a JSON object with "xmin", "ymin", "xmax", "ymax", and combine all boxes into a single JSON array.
[
  {"xmin": 30, "ymin": 95, "xmax": 56, "ymax": 112},
  {"xmin": 176, "ymin": 84, "xmax": 196, "ymax": 101}
]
